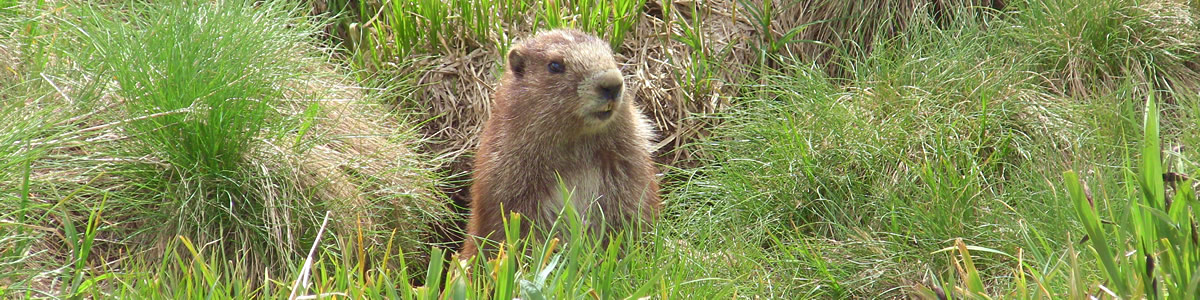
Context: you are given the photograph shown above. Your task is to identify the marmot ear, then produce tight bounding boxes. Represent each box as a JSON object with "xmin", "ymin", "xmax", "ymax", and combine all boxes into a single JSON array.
[{"xmin": 507, "ymin": 48, "xmax": 526, "ymax": 78}]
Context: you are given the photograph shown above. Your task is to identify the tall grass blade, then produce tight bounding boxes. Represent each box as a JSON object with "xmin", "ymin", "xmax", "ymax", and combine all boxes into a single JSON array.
[{"xmin": 1066, "ymin": 170, "xmax": 1124, "ymax": 292}]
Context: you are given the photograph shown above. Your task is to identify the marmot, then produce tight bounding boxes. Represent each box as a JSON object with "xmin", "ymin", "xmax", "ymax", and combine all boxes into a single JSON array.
[{"xmin": 462, "ymin": 29, "xmax": 659, "ymax": 255}]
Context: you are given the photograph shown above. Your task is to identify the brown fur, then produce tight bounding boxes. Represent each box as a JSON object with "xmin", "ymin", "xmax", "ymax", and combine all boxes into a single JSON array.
[{"xmin": 461, "ymin": 29, "xmax": 659, "ymax": 255}]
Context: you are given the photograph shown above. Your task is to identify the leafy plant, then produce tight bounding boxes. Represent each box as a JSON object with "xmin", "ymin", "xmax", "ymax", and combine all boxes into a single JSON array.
[
  {"xmin": 1067, "ymin": 93, "xmax": 1198, "ymax": 298},
  {"xmin": 737, "ymin": 0, "xmax": 824, "ymax": 67},
  {"xmin": 669, "ymin": 2, "xmax": 718, "ymax": 105}
]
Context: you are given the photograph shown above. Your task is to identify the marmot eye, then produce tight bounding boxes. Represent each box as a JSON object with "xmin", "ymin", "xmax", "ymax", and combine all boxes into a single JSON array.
[{"xmin": 548, "ymin": 61, "xmax": 565, "ymax": 74}]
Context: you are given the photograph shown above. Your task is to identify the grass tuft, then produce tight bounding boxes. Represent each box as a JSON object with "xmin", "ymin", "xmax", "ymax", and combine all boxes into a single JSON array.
[
  {"xmin": 65, "ymin": 0, "xmax": 329, "ymax": 277},
  {"xmin": 1003, "ymin": 0, "xmax": 1200, "ymax": 96}
]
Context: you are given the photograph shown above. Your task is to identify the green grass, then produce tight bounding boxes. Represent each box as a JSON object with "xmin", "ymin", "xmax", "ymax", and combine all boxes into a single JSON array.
[
  {"xmin": 1004, "ymin": 0, "xmax": 1200, "ymax": 96},
  {"xmin": 666, "ymin": 2, "xmax": 1200, "ymax": 297},
  {"xmin": 1066, "ymin": 93, "xmax": 1199, "ymax": 298},
  {"xmin": 52, "ymin": 187, "xmax": 737, "ymax": 298},
  {"xmin": 66, "ymin": 0, "xmax": 328, "ymax": 271},
  {"xmin": 332, "ymin": 0, "xmax": 644, "ymax": 73},
  {"xmin": 1, "ymin": 0, "xmax": 446, "ymax": 296},
  {"xmin": 535, "ymin": 0, "xmax": 644, "ymax": 49},
  {"xmin": 3, "ymin": 0, "xmax": 1200, "ymax": 298}
]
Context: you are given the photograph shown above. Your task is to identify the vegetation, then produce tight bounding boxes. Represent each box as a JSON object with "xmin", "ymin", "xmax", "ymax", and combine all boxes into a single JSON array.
[{"xmin": 1, "ymin": 0, "xmax": 1198, "ymax": 299}]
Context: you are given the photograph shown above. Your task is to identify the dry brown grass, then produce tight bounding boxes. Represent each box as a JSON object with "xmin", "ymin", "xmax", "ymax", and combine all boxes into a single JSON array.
[
  {"xmin": 286, "ymin": 68, "xmax": 456, "ymax": 265},
  {"xmin": 626, "ymin": 0, "xmax": 756, "ymax": 164}
]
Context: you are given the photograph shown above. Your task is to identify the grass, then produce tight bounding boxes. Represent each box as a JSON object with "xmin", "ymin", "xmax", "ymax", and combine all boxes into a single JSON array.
[
  {"xmin": 1004, "ymin": 0, "xmax": 1200, "ymax": 96},
  {"xmin": 67, "ymin": 0, "xmax": 328, "ymax": 272},
  {"xmin": 1067, "ymin": 93, "xmax": 1199, "ymax": 298},
  {"xmin": 332, "ymin": 0, "xmax": 644, "ymax": 73},
  {"xmin": 535, "ymin": 0, "xmax": 644, "ymax": 49},
  {"xmin": 2, "ymin": 0, "xmax": 1200, "ymax": 299},
  {"xmin": 2, "ymin": 0, "xmax": 450, "ymax": 296},
  {"xmin": 666, "ymin": 2, "xmax": 1199, "ymax": 297}
]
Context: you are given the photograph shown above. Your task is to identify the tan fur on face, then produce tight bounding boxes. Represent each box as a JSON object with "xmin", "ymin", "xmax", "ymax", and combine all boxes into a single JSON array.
[{"xmin": 462, "ymin": 29, "xmax": 660, "ymax": 255}]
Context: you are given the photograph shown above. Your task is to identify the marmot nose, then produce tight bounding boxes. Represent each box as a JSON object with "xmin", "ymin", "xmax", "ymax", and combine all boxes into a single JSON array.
[{"xmin": 597, "ymin": 81, "xmax": 622, "ymax": 101}]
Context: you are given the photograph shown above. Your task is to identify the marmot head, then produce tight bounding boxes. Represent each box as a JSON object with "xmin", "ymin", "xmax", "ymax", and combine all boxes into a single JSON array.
[{"xmin": 503, "ymin": 29, "xmax": 626, "ymax": 133}]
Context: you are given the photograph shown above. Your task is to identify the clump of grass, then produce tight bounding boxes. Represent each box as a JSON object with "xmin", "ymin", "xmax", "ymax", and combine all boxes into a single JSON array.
[
  {"xmin": 0, "ymin": 1, "xmax": 454, "ymax": 296},
  {"xmin": 335, "ymin": 0, "xmax": 643, "ymax": 73},
  {"xmin": 919, "ymin": 91, "xmax": 1199, "ymax": 299},
  {"xmin": 766, "ymin": 0, "xmax": 1006, "ymax": 77},
  {"xmin": 737, "ymin": 0, "xmax": 820, "ymax": 68},
  {"xmin": 665, "ymin": 6, "xmax": 1089, "ymax": 296},
  {"xmin": 536, "ymin": 0, "xmax": 644, "ymax": 49},
  {"xmin": 331, "ymin": 0, "xmax": 514, "ymax": 72},
  {"xmin": 667, "ymin": 1, "xmax": 724, "ymax": 112},
  {"xmin": 377, "ymin": 0, "xmax": 450, "ymax": 57},
  {"xmin": 663, "ymin": 60, "xmax": 859, "ymax": 297},
  {"xmin": 70, "ymin": 0, "xmax": 325, "ymax": 270},
  {"xmin": 452, "ymin": 0, "xmax": 505, "ymax": 46},
  {"xmin": 1003, "ymin": 0, "xmax": 1200, "ymax": 96}
]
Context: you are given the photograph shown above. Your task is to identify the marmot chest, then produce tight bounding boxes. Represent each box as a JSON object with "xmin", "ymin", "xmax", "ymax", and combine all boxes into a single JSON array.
[{"xmin": 546, "ymin": 164, "xmax": 607, "ymax": 216}]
